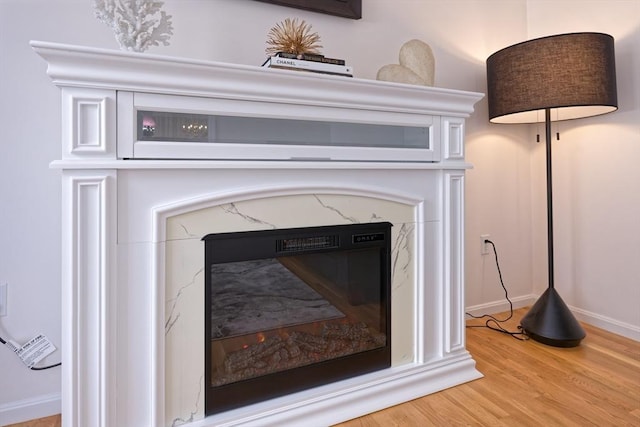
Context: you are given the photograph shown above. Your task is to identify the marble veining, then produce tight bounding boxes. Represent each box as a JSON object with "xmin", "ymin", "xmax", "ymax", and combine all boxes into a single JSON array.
[
  {"xmin": 314, "ymin": 195, "xmax": 360, "ymax": 223},
  {"xmin": 221, "ymin": 202, "xmax": 277, "ymax": 229},
  {"xmin": 392, "ymin": 223, "xmax": 414, "ymax": 289},
  {"xmin": 177, "ymin": 223, "xmax": 198, "ymax": 239},
  {"xmin": 166, "ymin": 266, "xmax": 204, "ymax": 336},
  {"xmin": 171, "ymin": 374, "xmax": 204, "ymax": 427}
]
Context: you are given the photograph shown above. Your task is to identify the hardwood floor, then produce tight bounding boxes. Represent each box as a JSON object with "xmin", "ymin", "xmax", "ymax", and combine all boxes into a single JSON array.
[
  {"xmin": 336, "ymin": 308, "xmax": 640, "ymax": 426},
  {"xmin": 5, "ymin": 414, "xmax": 60, "ymax": 427},
  {"xmin": 10, "ymin": 309, "xmax": 639, "ymax": 426}
]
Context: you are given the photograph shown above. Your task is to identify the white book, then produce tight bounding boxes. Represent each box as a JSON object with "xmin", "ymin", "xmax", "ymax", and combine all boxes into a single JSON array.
[{"xmin": 263, "ymin": 56, "xmax": 353, "ymax": 76}]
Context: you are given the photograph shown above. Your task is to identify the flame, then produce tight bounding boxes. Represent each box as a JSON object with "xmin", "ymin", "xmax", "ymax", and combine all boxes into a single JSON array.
[{"xmin": 257, "ymin": 332, "xmax": 266, "ymax": 343}]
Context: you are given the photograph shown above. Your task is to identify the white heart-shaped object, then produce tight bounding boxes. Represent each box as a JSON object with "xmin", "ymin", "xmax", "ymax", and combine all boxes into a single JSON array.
[{"xmin": 377, "ymin": 39, "xmax": 435, "ymax": 86}]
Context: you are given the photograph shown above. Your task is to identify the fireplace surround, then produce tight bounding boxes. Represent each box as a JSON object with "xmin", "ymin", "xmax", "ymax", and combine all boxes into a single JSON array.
[{"xmin": 33, "ymin": 41, "xmax": 484, "ymax": 426}]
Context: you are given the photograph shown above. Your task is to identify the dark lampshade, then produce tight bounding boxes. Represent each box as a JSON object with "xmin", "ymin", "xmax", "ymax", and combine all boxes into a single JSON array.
[{"xmin": 487, "ymin": 32, "xmax": 618, "ymax": 124}]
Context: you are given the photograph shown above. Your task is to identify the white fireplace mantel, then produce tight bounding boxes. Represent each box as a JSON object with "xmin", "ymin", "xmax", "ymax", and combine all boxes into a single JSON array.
[{"xmin": 33, "ymin": 41, "xmax": 484, "ymax": 427}]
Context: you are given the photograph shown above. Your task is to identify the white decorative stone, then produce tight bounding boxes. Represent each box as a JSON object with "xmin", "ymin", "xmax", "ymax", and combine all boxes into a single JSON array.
[
  {"xmin": 377, "ymin": 39, "xmax": 435, "ymax": 86},
  {"xmin": 94, "ymin": 0, "xmax": 173, "ymax": 52},
  {"xmin": 377, "ymin": 64, "xmax": 427, "ymax": 86}
]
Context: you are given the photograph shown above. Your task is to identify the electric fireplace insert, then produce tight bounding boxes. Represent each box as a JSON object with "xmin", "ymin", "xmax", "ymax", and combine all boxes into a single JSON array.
[{"xmin": 203, "ymin": 222, "xmax": 392, "ymax": 414}]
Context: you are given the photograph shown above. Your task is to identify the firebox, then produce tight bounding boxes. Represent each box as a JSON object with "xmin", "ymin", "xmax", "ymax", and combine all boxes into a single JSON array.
[{"xmin": 203, "ymin": 222, "xmax": 392, "ymax": 414}]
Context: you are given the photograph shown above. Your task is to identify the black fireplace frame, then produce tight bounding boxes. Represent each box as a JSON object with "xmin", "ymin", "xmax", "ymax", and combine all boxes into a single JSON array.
[{"xmin": 203, "ymin": 222, "xmax": 392, "ymax": 415}]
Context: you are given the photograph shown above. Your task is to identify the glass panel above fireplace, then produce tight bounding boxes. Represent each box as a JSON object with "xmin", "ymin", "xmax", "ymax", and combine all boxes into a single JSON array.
[
  {"xmin": 203, "ymin": 222, "xmax": 392, "ymax": 415},
  {"xmin": 117, "ymin": 92, "xmax": 441, "ymax": 162},
  {"xmin": 137, "ymin": 110, "xmax": 430, "ymax": 149}
]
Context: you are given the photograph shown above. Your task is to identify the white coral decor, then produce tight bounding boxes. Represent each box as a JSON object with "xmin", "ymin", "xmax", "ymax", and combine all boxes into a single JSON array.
[{"xmin": 94, "ymin": 0, "xmax": 173, "ymax": 52}]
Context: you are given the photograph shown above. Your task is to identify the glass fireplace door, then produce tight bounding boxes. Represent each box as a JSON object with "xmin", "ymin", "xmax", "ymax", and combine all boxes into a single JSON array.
[{"xmin": 203, "ymin": 222, "xmax": 392, "ymax": 414}]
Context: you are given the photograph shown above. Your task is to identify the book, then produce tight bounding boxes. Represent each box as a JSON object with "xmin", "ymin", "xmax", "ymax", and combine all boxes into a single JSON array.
[
  {"xmin": 265, "ymin": 65, "xmax": 354, "ymax": 78},
  {"xmin": 262, "ymin": 56, "xmax": 353, "ymax": 77},
  {"xmin": 274, "ymin": 51, "xmax": 346, "ymax": 66}
]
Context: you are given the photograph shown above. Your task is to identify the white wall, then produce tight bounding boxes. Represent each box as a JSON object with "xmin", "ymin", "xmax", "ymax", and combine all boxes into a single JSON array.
[
  {"xmin": 525, "ymin": 0, "xmax": 640, "ymax": 333},
  {"xmin": 0, "ymin": 0, "xmax": 637, "ymax": 423}
]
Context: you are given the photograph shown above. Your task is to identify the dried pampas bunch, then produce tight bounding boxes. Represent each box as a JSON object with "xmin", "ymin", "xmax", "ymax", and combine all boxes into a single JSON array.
[{"xmin": 265, "ymin": 18, "xmax": 322, "ymax": 56}]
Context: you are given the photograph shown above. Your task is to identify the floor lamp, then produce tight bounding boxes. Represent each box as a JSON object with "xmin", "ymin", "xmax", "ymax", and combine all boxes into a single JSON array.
[{"xmin": 486, "ymin": 33, "xmax": 618, "ymax": 347}]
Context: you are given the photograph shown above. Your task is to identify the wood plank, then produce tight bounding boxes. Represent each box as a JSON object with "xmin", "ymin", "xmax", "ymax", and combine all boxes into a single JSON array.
[
  {"xmin": 335, "ymin": 308, "xmax": 640, "ymax": 426},
  {"xmin": 5, "ymin": 415, "xmax": 61, "ymax": 427}
]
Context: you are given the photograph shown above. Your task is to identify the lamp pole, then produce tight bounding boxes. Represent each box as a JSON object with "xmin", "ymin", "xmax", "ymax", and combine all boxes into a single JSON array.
[{"xmin": 545, "ymin": 108, "xmax": 554, "ymax": 290}]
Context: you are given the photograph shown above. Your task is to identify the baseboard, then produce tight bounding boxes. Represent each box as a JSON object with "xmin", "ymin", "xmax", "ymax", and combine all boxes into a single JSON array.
[
  {"xmin": 0, "ymin": 393, "xmax": 61, "ymax": 426},
  {"xmin": 571, "ymin": 307, "xmax": 640, "ymax": 342},
  {"xmin": 465, "ymin": 294, "xmax": 536, "ymax": 319},
  {"xmin": 465, "ymin": 294, "xmax": 640, "ymax": 342}
]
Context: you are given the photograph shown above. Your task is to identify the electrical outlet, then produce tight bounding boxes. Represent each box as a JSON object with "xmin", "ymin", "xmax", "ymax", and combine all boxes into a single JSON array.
[
  {"xmin": 0, "ymin": 283, "xmax": 7, "ymax": 317},
  {"xmin": 480, "ymin": 235, "xmax": 491, "ymax": 255}
]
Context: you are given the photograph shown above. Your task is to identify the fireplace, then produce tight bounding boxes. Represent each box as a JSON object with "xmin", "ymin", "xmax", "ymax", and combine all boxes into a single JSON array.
[
  {"xmin": 34, "ymin": 41, "xmax": 483, "ymax": 427},
  {"xmin": 204, "ymin": 222, "xmax": 392, "ymax": 414}
]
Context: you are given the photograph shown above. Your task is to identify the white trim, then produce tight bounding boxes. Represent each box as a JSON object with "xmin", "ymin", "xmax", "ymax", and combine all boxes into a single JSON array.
[
  {"xmin": 188, "ymin": 357, "xmax": 481, "ymax": 427},
  {"xmin": 464, "ymin": 294, "xmax": 536, "ymax": 318},
  {"xmin": 49, "ymin": 159, "xmax": 474, "ymax": 171},
  {"xmin": 0, "ymin": 393, "xmax": 61, "ymax": 426},
  {"xmin": 442, "ymin": 117, "xmax": 465, "ymax": 160},
  {"xmin": 443, "ymin": 172, "xmax": 465, "ymax": 354},
  {"xmin": 572, "ymin": 307, "xmax": 640, "ymax": 342},
  {"xmin": 61, "ymin": 88, "xmax": 116, "ymax": 160},
  {"xmin": 61, "ymin": 172, "xmax": 117, "ymax": 427},
  {"xmin": 465, "ymin": 295, "xmax": 640, "ymax": 342}
]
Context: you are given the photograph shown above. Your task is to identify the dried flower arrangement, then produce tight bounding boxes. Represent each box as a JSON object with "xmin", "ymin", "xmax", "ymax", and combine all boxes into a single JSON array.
[{"xmin": 265, "ymin": 18, "xmax": 322, "ymax": 56}]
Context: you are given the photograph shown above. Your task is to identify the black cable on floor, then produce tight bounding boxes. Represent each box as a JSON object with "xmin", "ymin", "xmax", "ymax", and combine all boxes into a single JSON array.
[{"xmin": 30, "ymin": 362, "xmax": 61, "ymax": 370}]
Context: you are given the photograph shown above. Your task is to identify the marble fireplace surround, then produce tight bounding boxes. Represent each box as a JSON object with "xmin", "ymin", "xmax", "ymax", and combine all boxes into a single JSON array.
[{"xmin": 32, "ymin": 41, "xmax": 484, "ymax": 427}]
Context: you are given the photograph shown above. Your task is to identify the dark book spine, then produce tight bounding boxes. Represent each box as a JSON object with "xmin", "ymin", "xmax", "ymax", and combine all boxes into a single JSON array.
[
  {"xmin": 267, "ymin": 65, "xmax": 353, "ymax": 78},
  {"xmin": 275, "ymin": 52, "xmax": 346, "ymax": 66}
]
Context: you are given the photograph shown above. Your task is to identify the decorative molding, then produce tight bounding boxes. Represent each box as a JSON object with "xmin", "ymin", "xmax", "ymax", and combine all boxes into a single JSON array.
[
  {"xmin": 443, "ymin": 172, "xmax": 465, "ymax": 353},
  {"xmin": 61, "ymin": 172, "xmax": 116, "ymax": 427},
  {"xmin": 116, "ymin": 91, "xmax": 134, "ymax": 158},
  {"xmin": 50, "ymin": 159, "xmax": 473, "ymax": 171},
  {"xmin": 443, "ymin": 117, "xmax": 465, "ymax": 160},
  {"xmin": 62, "ymin": 88, "xmax": 116, "ymax": 159}
]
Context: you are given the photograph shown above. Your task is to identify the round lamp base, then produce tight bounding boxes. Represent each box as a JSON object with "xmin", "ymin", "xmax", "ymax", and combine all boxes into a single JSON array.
[{"xmin": 520, "ymin": 287, "xmax": 586, "ymax": 348}]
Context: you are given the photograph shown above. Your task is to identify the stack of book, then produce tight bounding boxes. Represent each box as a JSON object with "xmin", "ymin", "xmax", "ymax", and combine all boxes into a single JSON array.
[{"xmin": 262, "ymin": 52, "xmax": 353, "ymax": 77}]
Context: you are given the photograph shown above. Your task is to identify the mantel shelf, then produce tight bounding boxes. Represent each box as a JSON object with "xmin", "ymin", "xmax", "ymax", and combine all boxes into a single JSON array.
[{"xmin": 31, "ymin": 40, "xmax": 483, "ymax": 118}]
